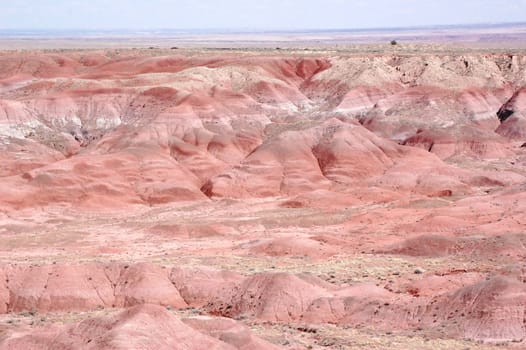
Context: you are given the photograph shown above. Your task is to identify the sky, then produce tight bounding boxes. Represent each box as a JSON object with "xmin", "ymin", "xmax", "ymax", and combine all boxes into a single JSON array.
[{"xmin": 1, "ymin": 0, "xmax": 526, "ymax": 31}]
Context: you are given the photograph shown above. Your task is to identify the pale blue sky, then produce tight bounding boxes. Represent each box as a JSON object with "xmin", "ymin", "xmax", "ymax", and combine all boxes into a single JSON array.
[{"xmin": 1, "ymin": 0, "xmax": 526, "ymax": 30}]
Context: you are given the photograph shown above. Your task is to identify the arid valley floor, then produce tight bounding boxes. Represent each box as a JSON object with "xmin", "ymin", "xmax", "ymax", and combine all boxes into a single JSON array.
[{"xmin": 0, "ymin": 37, "xmax": 525, "ymax": 349}]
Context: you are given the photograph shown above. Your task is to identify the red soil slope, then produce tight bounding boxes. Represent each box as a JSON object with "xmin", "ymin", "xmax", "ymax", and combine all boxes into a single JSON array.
[{"xmin": 0, "ymin": 49, "xmax": 525, "ymax": 348}]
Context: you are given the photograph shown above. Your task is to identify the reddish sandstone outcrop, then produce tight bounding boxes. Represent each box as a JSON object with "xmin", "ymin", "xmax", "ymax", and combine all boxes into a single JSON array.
[
  {"xmin": 1, "ymin": 50, "xmax": 526, "ymax": 347},
  {"xmin": 1, "ymin": 304, "xmax": 238, "ymax": 350}
]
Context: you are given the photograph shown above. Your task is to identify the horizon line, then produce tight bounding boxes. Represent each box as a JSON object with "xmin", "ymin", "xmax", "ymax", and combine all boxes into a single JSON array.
[{"xmin": 1, "ymin": 21, "xmax": 525, "ymax": 35}]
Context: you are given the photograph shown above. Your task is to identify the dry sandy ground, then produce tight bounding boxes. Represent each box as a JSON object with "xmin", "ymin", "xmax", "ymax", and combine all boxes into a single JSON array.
[{"xmin": 0, "ymin": 42, "xmax": 525, "ymax": 349}]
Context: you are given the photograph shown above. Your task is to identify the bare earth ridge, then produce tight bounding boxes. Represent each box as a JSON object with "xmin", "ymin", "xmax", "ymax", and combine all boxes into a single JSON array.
[{"xmin": 0, "ymin": 46, "xmax": 525, "ymax": 349}]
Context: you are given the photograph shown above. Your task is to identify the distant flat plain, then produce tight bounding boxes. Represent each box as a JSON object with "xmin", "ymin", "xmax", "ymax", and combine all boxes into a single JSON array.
[{"xmin": 0, "ymin": 22, "xmax": 525, "ymax": 51}]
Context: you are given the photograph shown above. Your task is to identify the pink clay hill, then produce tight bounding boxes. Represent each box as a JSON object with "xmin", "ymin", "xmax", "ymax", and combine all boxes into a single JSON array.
[{"xmin": 0, "ymin": 46, "xmax": 525, "ymax": 349}]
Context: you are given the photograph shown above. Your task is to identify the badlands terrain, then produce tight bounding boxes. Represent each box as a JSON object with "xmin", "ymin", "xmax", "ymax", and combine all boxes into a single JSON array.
[{"xmin": 0, "ymin": 45, "xmax": 525, "ymax": 349}]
